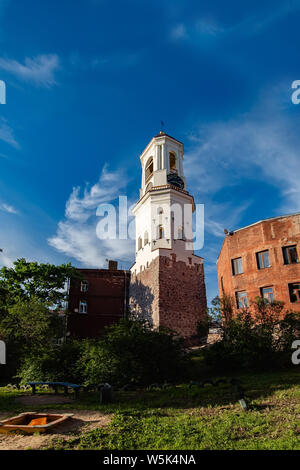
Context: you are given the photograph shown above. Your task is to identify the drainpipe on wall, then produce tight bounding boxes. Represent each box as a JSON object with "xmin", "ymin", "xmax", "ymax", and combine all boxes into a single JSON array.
[{"xmin": 123, "ymin": 270, "xmax": 129, "ymax": 319}]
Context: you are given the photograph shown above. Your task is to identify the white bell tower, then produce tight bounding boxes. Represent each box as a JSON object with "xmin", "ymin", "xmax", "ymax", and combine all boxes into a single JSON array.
[
  {"xmin": 129, "ymin": 132, "xmax": 207, "ymax": 341},
  {"xmin": 131, "ymin": 131, "xmax": 202, "ymax": 274}
]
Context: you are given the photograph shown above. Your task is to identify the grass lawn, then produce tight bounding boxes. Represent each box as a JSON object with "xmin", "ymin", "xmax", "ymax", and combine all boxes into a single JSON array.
[{"xmin": 0, "ymin": 368, "xmax": 299, "ymax": 450}]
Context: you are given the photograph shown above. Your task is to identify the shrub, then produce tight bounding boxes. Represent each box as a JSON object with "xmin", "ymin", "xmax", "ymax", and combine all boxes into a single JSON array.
[
  {"xmin": 0, "ymin": 298, "xmax": 66, "ymax": 379},
  {"xmin": 196, "ymin": 318, "xmax": 209, "ymax": 339},
  {"xmin": 204, "ymin": 299, "xmax": 300, "ymax": 372},
  {"xmin": 16, "ymin": 340, "xmax": 82, "ymax": 385},
  {"xmin": 76, "ymin": 319, "xmax": 188, "ymax": 387}
]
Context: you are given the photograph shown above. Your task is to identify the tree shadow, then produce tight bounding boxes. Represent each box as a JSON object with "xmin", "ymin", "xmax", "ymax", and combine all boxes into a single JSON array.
[
  {"xmin": 128, "ymin": 278, "xmax": 155, "ymax": 326},
  {"xmin": 94, "ymin": 369, "xmax": 300, "ymax": 412}
]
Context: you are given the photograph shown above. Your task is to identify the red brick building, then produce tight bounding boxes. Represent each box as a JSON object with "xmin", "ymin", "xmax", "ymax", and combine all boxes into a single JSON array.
[
  {"xmin": 67, "ymin": 262, "xmax": 130, "ymax": 338},
  {"xmin": 217, "ymin": 212, "xmax": 300, "ymax": 313}
]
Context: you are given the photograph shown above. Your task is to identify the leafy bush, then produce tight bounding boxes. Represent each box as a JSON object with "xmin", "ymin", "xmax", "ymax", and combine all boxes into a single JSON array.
[
  {"xmin": 76, "ymin": 319, "xmax": 188, "ymax": 387},
  {"xmin": 204, "ymin": 298, "xmax": 300, "ymax": 371},
  {"xmin": 16, "ymin": 340, "xmax": 82, "ymax": 385},
  {"xmin": 196, "ymin": 318, "xmax": 209, "ymax": 339},
  {"xmin": 0, "ymin": 298, "xmax": 66, "ymax": 379}
]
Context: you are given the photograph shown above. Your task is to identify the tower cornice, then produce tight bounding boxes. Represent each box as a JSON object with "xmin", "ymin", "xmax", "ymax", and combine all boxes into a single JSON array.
[{"xmin": 132, "ymin": 184, "xmax": 195, "ymax": 215}]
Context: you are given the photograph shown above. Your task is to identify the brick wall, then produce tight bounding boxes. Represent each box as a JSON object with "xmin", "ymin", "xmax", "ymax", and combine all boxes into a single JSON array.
[
  {"xmin": 129, "ymin": 255, "xmax": 207, "ymax": 340},
  {"xmin": 129, "ymin": 256, "xmax": 160, "ymax": 328},
  {"xmin": 217, "ymin": 214, "xmax": 300, "ymax": 314},
  {"xmin": 68, "ymin": 268, "xmax": 130, "ymax": 338}
]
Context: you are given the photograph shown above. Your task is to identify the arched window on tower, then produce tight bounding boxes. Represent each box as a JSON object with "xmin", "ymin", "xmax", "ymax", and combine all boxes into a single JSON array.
[
  {"xmin": 138, "ymin": 236, "xmax": 143, "ymax": 250},
  {"xmin": 144, "ymin": 231, "xmax": 149, "ymax": 245},
  {"xmin": 169, "ymin": 152, "xmax": 177, "ymax": 173},
  {"xmin": 158, "ymin": 225, "xmax": 164, "ymax": 240},
  {"xmin": 145, "ymin": 182, "xmax": 153, "ymax": 193},
  {"xmin": 145, "ymin": 157, "xmax": 154, "ymax": 182},
  {"xmin": 178, "ymin": 226, "xmax": 184, "ymax": 240}
]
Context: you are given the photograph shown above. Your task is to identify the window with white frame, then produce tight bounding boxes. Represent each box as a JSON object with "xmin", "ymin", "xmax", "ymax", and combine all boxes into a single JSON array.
[
  {"xmin": 79, "ymin": 300, "xmax": 88, "ymax": 314},
  {"xmin": 81, "ymin": 280, "xmax": 88, "ymax": 292}
]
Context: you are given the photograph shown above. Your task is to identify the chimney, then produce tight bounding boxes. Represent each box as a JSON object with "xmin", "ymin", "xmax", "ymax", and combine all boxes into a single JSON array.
[{"xmin": 108, "ymin": 260, "xmax": 118, "ymax": 270}]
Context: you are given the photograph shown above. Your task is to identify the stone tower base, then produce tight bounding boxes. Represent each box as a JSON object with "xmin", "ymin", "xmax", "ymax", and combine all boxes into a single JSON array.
[{"xmin": 129, "ymin": 255, "xmax": 207, "ymax": 341}]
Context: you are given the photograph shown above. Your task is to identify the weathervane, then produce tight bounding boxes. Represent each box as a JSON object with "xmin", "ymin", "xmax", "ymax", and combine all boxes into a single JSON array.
[{"xmin": 160, "ymin": 120, "xmax": 165, "ymax": 133}]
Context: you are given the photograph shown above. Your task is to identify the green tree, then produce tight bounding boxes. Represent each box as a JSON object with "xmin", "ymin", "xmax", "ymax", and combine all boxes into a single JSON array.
[
  {"xmin": 0, "ymin": 298, "xmax": 64, "ymax": 352},
  {"xmin": 0, "ymin": 258, "xmax": 80, "ymax": 308},
  {"xmin": 0, "ymin": 298, "xmax": 66, "ymax": 378}
]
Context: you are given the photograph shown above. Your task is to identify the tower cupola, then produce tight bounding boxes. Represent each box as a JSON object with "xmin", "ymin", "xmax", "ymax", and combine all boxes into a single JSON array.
[{"xmin": 139, "ymin": 132, "xmax": 186, "ymax": 198}]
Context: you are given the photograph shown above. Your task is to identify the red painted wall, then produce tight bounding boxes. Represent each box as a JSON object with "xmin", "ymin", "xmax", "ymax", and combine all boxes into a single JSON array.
[{"xmin": 68, "ymin": 268, "xmax": 130, "ymax": 338}]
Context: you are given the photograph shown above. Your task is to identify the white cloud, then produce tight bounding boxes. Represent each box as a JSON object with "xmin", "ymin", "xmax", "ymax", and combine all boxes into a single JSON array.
[
  {"xmin": 0, "ymin": 251, "xmax": 13, "ymax": 268},
  {"xmin": 0, "ymin": 203, "xmax": 18, "ymax": 214},
  {"xmin": 65, "ymin": 164, "xmax": 128, "ymax": 222},
  {"xmin": 68, "ymin": 51, "xmax": 140, "ymax": 72},
  {"xmin": 170, "ymin": 24, "xmax": 187, "ymax": 40},
  {"xmin": 185, "ymin": 85, "xmax": 300, "ymax": 303},
  {"xmin": 0, "ymin": 119, "xmax": 19, "ymax": 148},
  {"xmin": 170, "ymin": 2, "xmax": 300, "ymax": 44},
  {"xmin": 0, "ymin": 54, "xmax": 60, "ymax": 87},
  {"xmin": 49, "ymin": 165, "xmax": 135, "ymax": 268},
  {"xmin": 195, "ymin": 19, "xmax": 224, "ymax": 37},
  {"xmin": 185, "ymin": 98, "xmax": 300, "ymax": 215}
]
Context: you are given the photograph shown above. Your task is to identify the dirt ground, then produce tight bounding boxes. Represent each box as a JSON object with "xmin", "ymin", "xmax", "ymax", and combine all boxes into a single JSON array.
[{"xmin": 0, "ymin": 406, "xmax": 111, "ymax": 450}]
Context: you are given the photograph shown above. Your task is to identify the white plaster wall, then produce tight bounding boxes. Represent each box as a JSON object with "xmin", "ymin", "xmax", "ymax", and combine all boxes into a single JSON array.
[
  {"xmin": 140, "ymin": 135, "xmax": 185, "ymax": 196},
  {"xmin": 131, "ymin": 134, "xmax": 201, "ymax": 274},
  {"xmin": 132, "ymin": 188, "xmax": 203, "ymax": 273}
]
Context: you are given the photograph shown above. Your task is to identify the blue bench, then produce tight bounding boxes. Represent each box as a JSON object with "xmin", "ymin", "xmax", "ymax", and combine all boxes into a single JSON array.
[{"xmin": 28, "ymin": 381, "xmax": 82, "ymax": 399}]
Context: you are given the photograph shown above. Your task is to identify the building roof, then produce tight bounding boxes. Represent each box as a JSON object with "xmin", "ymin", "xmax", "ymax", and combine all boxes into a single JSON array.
[
  {"xmin": 232, "ymin": 211, "xmax": 300, "ymax": 234},
  {"xmin": 153, "ymin": 131, "xmax": 184, "ymax": 146},
  {"xmin": 217, "ymin": 210, "xmax": 300, "ymax": 262}
]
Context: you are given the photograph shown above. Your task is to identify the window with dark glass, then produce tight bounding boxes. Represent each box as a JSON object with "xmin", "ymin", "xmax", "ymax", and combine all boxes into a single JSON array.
[
  {"xmin": 288, "ymin": 283, "xmax": 300, "ymax": 302},
  {"xmin": 145, "ymin": 157, "xmax": 153, "ymax": 181},
  {"xmin": 261, "ymin": 286, "xmax": 274, "ymax": 303},
  {"xmin": 169, "ymin": 152, "xmax": 177, "ymax": 173},
  {"xmin": 282, "ymin": 245, "xmax": 299, "ymax": 265},
  {"xmin": 232, "ymin": 257, "xmax": 243, "ymax": 275},
  {"xmin": 257, "ymin": 250, "xmax": 270, "ymax": 269},
  {"xmin": 236, "ymin": 291, "xmax": 248, "ymax": 308},
  {"xmin": 138, "ymin": 237, "xmax": 142, "ymax": 250},
  {"xmin": 158, "ymin": 225, "xmax": 164, "ymax": 239}
]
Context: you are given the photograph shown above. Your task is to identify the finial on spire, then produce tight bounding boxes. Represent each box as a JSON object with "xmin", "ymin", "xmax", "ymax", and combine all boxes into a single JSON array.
[{"xmin": 160, "ymin": 120, "xmax": 165, "ymax": 133}]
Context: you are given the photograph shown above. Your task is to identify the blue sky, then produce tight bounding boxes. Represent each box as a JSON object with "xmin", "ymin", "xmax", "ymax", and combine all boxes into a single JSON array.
[{"xmin": 1, "ymin": 0, "xmax": 300, "ymax": 303}]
